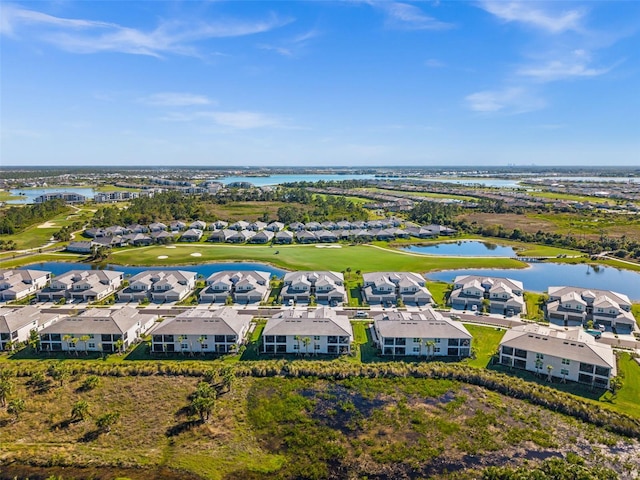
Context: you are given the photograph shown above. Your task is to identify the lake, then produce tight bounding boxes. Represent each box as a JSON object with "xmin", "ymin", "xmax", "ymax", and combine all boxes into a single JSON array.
[
  {"xmin": 403, "ymin": 241, "xmax": 518, "ymax": 257},
  {"xmin": 427, "ymin": 263, "xmax": 640, "ymax": 301},
  {"xmin": 7, "ymin": 187, "xmax": 96, "ymax": 204},
  {"xmin": 23, "ymin": 262, "xmax": 286, "ymax": 278},
  {"xmin": 218, "ymin": 173, "xmax": 378, "ymax": 186}
]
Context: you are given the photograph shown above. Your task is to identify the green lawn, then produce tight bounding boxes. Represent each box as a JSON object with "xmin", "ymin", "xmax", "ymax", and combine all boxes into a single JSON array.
[
  {"xmin": 107, "ymin": 244, "xmax": 526, "ymax": 273},
  {"xmin": 633, "ymin": 304, "xmax": 640, "ymax": 329},
  {"xmin": 0, "ymin": 252, "xmax": 85, "ymax": 268},
  {"xmin": 0, "ymin": 190, "xmax": 22, "ymax": 201},
  {"xmin": 426, "ymin": 281, "xmax": 450, "ymax": 307},
  {"xmin": 523, "ymin": 292, "xmax": 546, "ymax": 321},
  {"xmin": 598, "ymin": 353, "xmax": 640, "ymax": 418},
  {"xmin": 526, "ymin": 190, "xmax": 613, "ymax": 204},
  {"xmin": 463, "ymin": 324, "xmax": 506, "ymax": 368}
]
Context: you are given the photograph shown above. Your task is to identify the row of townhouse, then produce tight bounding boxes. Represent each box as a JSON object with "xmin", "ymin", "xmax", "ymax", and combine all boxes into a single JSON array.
[
  {"xmin": 1, "ymin": 304, "xmax": 621, "ymax": 388},
  {"xmin": 80, "ymin": 220, "xmax": 456, "ymax": 247},
  {"xmin": 362, "ymin": 272, "xmax": 432, "ymax": 306},
  {"xmin": 449, "ymin": 275, "xmax": 526, "ymax": 316}
]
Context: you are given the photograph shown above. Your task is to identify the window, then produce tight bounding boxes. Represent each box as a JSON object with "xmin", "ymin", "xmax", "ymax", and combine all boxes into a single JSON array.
[
  {"xmin": 595, "ymin": 366, "xmax": 610, "ymax": 377},
  {"xmin": 514, "ymin": 348, "xmax": 527, "ymax": 359},
  {"xmin": 413, "ymin": 346, "xmax": 420, "ymax": 353},
  {"xmin": 536, "ymin": 353, "xmax": 544, "ymax": 360},
  {"xmin": 88, "ymin": 343, "xmax": 95, "ymax": 349},
  {"xmin": 314, "ymin": 336, "xmax": 320, "ymax": 341},
  {"xmin": 448, "ymin": 339, "xmax": 459, "ymax": 346},
  {"xmin": 201, "ymin": 344, "xmax": 208, "ymax": 349},
  {"xmin": 264, "ymin": 335, "xmax": 274, "ymax": 343},
  {"xmin": 314, "ymin": 344, "xmax": 320, "ymax": 350},
  {"xmin": 181, "ymin": 344, "xmax": 189, "ymax": 349},
  {"xmin": 502, "ymin": 346, "xmax": 513, "ymax": 355},
  {"xmin": 562, "ymin": 358, "xmax": 570, "ymax": 365},
  {"xmin": 293, "ymin": 344, "xmax": 299, "ymax": 350},
  {"xmin": 579, "ymin": 363, "xmax": 594, "ymax": 373},
  {"xmin": 561, "ymin": 369, "xmax": 569, "ymax": 376},
  {"xmin": 434, "ymin": 347, "xmax": 440, "ymax": 353},
  {"xmin": 413, "ymin": 338, "xmax": 421, "ymax": 343},
  {"xmin": 434, "ymin": 338, "xmax": 440, "ymax": 343}
]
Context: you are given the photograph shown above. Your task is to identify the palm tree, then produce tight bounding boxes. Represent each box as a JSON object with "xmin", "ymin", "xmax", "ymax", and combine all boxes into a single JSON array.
[
  {"xmin": 48, "ymin": 364, "xmax": 69, "ymax": 387},
  {"xmin": 609, "ymin": 376, "xmax": 623, "ymax": 396},
  {"xmin": 191, "ymin": 396, "xmax": 215, "ymax": 422},
  {"xmin": 198, "ymin": 336, "xmax": 206, "ymax": 356},
  {"xmin": 535, "ymin": 359, "xmax": 543, "ymax": 377},
  {"xmin": 114, "ymin": 338, "xmax": 124, "ymax": 354},
  {"xmin": 425, "ymin": 340, "xmax": 436, "ymax": 359},
  {"xmin": 546, "ymin": 365, "xmax": 554, "ymax": 383},
  {"xmin": 178, "ymin": 335, "xmax": 187, "ymax": 355},
  {"xmin": 70, "ymin": 337, "xmax": 79, "ymax": 356},
  {"xmin": 71, "ymin": 400, "xmax": 89, "ymax": 422},
  {"xmin": 79, "ymin": 335, "xmax": 91, "ymax": 355},
  {"xmin": 62, "ymin": 334, "xmax": 73, "ymax": 353},
  {"xmin": 294, "ymin": 335, "xmax": 301, "ymax": 355},
  {"xmin": 95, "ymin": 412, "xmax": 120, "ymax": 433},
  {"xmin": 302, "ymin": 337, "xmax": 311, "ymax": 355},
  {"xmin": 28, "ymin": 329, "xmax": 40, "ymax": 352}
]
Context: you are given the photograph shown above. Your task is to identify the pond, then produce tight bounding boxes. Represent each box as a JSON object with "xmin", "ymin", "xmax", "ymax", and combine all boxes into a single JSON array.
[
  {"xmin": 7, "ymin": 187, "xmax": 96, "ymax": 204},
  {"xmin": 23, "ymin": 262, "xmax": 286, "ymax": 279},
  {"xmin": 427, "ymin": 262, "xmax": 640, "ymax": 301},
  {"xmin": 403, "ymin": 241, "xmax": 518, "ymax": 257}
]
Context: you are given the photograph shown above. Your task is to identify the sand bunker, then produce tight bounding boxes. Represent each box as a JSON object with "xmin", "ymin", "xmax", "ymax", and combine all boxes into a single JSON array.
[
  {"xmin": 37, "ymin": 221, "xmax": 58, "ymax": 228},
  {"xmin": 315, "ymin": 245, "xmax": 342, "ymax": 249},
  {"xmin": 157, "ymin": 255, "xmax": 169, "ymax": 259},
  {"xmin": 166, "ymin": 246, "xmax": 176, "ymax": 249},
  {"xmin": 190, "ymin": 252, "xmax": 202, "ymax": 257}
]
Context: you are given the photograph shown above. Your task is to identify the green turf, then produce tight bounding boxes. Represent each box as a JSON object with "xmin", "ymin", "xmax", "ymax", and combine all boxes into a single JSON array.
[
  {"xmin": 107, "ymin": 244, "xmax": 526, "ymax": 273},
  {"xmin": 426, "ymin": 281, "xmax": 451, "ymax": 307},
  {"xmin": 523, "ymin": 292, "xmax": 546, "ymax": 321},
  {"xmin": 598, "ymin": 353, "xmax": 640, "ymax": 418},
  {"xmin": 463, "ymin": 324, "xmax": 506, "ymax": 368}
]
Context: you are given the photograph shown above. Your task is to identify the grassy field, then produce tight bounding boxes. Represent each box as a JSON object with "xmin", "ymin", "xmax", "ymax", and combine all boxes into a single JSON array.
[
  {"xmin": 0, "ymin": 370, "xmax": 635, "ymax": 479},
  {"xmin": 360, "ymin": 187, "xmax": 480, "ymax": 202},
  {"xmin": 0, "ymin": 252, "xmax": 85, "ymax": 268},
  {"xmin": 633, "ymin": 305, "xmax": 640, "ymax": 329},
  {"xmin": 459, "ymin": 212, "xmax": 640, "ymax": 241},
  {"xmin": 0, "ymin": 190, "xmax": 22, "ymax": 201},
  {"xmin": 463, "ymin": 324, "xmax": 506, "ymax": 368},
  {"xmin": 426, "ymin": 281, "xmax": 450, "ymax": 307},
  {"xmin": 0, "ymin": 207, "xmax": 93, "ymax": 251},
  {"xmin": 526, "ymin": 191, "xmax": 613, "ymax": 204},
  {"xmin": 107, "ymin": 243, "xmax": 527, "ymax": 272},
  {"xmin": 197, "ymin": 201, "xmax": 312, "ymax": 222},
  {"xmin": 599, "ymin": 353, "xmax": 640, "ymax": 418},
  {"xmin": 523, "ymin": 292, "xmax": 546, "ymax": 321}
]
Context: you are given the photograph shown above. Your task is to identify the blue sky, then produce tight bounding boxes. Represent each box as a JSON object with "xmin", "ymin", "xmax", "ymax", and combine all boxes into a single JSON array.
[{"xmin": 1, "ymin": 1, "xmax": 639, "ymax": 167}]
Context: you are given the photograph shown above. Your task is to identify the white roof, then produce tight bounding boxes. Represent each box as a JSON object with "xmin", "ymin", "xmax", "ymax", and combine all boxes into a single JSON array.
[
  {"xmin": 374, "ymin": 307, "xmax": 471, "ymax": 339},
  {"xmin": 263, "ymin": 308, "xmax": 352, "ymax": 337}
]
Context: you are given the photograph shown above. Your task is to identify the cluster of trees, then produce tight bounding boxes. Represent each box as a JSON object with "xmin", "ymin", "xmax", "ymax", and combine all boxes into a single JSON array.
[
  {"xmin": 53, "ymin": 221, "xmax": 84, "ymax": 241},
  {"xmin": 0, "ymin": 199, "xmax": 68, "ymax": 234},
  {"xmin": 407, "ymin": 201, "xmax": 460, "ymax": 225}
]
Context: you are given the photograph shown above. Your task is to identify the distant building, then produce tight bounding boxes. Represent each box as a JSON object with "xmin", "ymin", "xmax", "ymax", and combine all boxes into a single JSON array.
[
  {"xmin": 449, "ymin": 275, "xmax": 525, "ymax": 315},
  {"xmin": 281, "ymin": 271, "xmax": 345, "ymax": 306},
  {"xmin": 93, "ymin": 191, "xmax": 140, "ymax": 203},
  {"xmin": 37, "ymin": 270, "xmax": 123, "ymax": 303},
  {"xmin": 34, "ymin": 192, "xmax": 87, "ymax": 204},
  {"xmin": 0, "ymin": 306, "xmax": 61, "ymax": 349}
]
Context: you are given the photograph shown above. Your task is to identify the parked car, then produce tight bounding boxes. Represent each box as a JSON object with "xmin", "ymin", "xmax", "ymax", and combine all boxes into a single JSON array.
[{"xmin": 354, "ymin": 311, "xmax": 368, "ymax": 319}]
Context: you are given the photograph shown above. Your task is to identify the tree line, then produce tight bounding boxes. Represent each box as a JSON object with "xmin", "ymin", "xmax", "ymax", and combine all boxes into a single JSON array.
[{"xmin": 0, "ymin": 199, "xmax": 68, "ymax": 234}]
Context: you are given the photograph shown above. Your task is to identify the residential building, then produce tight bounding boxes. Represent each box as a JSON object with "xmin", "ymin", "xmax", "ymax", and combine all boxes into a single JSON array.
[
  {"xmin": 274, "ymin": 230, "xmax": 294, "ymax": 244},
  {"xmin": 546, "ymin": 286, "xmax": 635, "ymax": 332},
  {"xmin": 39, "ymin": 307, "xmax": 158, "ymax": 353},
  {"xmin": 262, "ymin": 307, "xmax": 353, "ymax": 355},
  {"xmin": 34, "ymin": 192, "xmax": 86, "ymax": 204},
  {"xmin": 208, "ymin": 229, "xmax": 235, "ymax": 243},
  {"xmin": 449, "ymin": 275, "xmax": 525, "ymax": 315},
  {"xmin": 151, "ymin": 307, "xmax": 252, "ymax": 354},
  {"xmin": 248, "ymin": 230, "xmax": 274, "ymax": 244},
  {"xmin": 37, "ymin": 270, "xmax": 123, "ymax": 303},
  {"xmin": 200, "ymin": 270, "xmax": 271, "ymax": 304},
  {"xmin": 118, "ymin": 270, "xmax": 197, "ymax": 303},
  {"xmin": 0, "ymin": 306, "xmax": 61, "ymax": 349},
  {"xmin": 0, "ymin": 269, "xmax": 51, "ymax": 302},
  {"xmin": 362, "ymin": 272, "xmax": 433, "ymax": 306},
  {"xmin": 94, "ymin": 191, "xmax": 140, "ymax": 203},
  {"xmin": 499, "ymin": 324, "xmax": 617, "ymax": 388},
  {"xmin": 180, "ymin": 229, "xmax": 203, "ymax": 242},
  {"xmin": 66, "ymin": 241, "xmax": 96, "ymax": 254},
  {"xmin": 373, "ymin": 308, "xmax": 472, "ymax": 357},
  {"xmin": 281, "ymin": 271, "xmax": 346, "ymax": 305}
]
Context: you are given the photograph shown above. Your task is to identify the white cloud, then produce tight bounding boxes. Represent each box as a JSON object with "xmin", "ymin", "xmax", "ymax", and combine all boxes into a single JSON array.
[
  {"xmin": 160, "ymin": 110, "xmax": 285, "ymax": 129},
  {"xmin": 465, "ymin": 87, "xmax": 545, "ymax": 114},
  {"xmin": 375, "ymin": 2, "xmax": 453, "ymax": 31},
  {"xmin": 425, "ymin": 58, "xmax": 444, "ymax": 68},
  {"xmin": 140, "ymin": 93, "xmax": 213, "ymax": 107},
  {"xmin": 479, "ymin": 1, "xmax": 585, "ymax": 33},
  {"xmin": 258, "ymin": 28, "xmax": 320, "ymax": 58},
  {"xmin": 1, "ymin": 5, "xmax": 292, "ymax": 57},
  {"xmin": 517, "ymin": 51, "xmax": 615, "ymax": 82}
]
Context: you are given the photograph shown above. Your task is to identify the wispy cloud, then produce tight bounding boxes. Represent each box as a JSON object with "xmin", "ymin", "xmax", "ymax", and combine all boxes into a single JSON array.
[
  {"xmin": 1, "ymin": 5, "xmax": 292, "ymax": 57},
  {"xmin": 374, "ymin": 2, "xmax": 453, "ymax": 31},
  {"xmin": 139, "ymin": 92, "xmax": 213, "ymax": 107},
  {"xmin": 465, "ymin": 87, "xmax": 545, "ymax": 114},
  {"xmin": 425, "ymin": 58, "xmax": 444, "ymax": 68},
  {"xmin": 517, "ymin": 50, "xmax": 616, "ymax": 82},
  {"xmin": 160, "ymin": 110, "xmax": 286, "ymax": 129},
  {"xmin": 479, "ymin": 1, "xmax": 585, "ymax": 34},
  {"xmin": 258, "ymin": 28, "xmax": 320, "ymax": 57}
]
